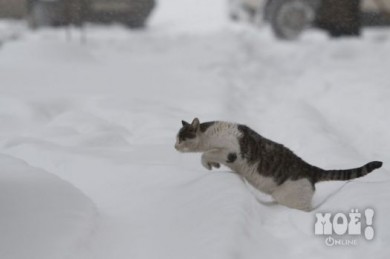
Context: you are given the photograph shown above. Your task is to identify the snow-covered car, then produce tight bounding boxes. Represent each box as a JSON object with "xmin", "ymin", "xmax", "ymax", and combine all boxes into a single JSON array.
[
  {"xmin": 28, "ymin": 0, "xmax": 156, "ymax": 28},
  {"xmin": 228, "ymin": 0, "xmax": 390, "ymax": 39}
]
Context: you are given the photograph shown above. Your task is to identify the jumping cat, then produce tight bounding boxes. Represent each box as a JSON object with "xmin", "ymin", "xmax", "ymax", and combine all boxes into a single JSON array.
[{"xmin": 175, "ymin": 118, "xmax": 383, "ymax": 211}]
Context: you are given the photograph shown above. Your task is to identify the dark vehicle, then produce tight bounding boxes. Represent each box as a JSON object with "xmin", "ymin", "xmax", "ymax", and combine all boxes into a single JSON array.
[
  {"xmin": 228, "ymin": 0, "xmax": 390, "ymax": 39},
  {"xmin": 28, "ymin": 0, "xmax": 156, "ymax": 28}
]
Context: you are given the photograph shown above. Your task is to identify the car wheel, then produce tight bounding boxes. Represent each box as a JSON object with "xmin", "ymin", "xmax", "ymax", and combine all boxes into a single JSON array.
[{"xmin": 268, "ymin": 0, "xmax": 318, "ymax": 40}]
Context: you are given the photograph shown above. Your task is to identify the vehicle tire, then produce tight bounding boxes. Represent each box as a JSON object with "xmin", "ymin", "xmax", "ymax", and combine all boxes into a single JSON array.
[{"xmin": 268, "ymin": 0, "xmax": 318, "ymax": 40}]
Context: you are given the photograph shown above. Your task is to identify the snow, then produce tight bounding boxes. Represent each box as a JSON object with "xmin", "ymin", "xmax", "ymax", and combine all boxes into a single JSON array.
[
  {"xmin": 0, "ymin": 154, "xmax": 96, "ymax": 259},
  {"xmin": 0, "ymin": 20, "xmax": 25, "ymax": 48},
  {"xmin": 0, "ymin": 0, "xmax": 390, "ymax": 258}
]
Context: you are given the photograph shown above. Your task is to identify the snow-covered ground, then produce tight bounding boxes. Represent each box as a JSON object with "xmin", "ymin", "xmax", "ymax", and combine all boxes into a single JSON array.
[
  {"xmin": 0, "ymin": 155, "xmax": 96, "ymax": 259},
  {"xmin": 1, "ymin": 0, "xmax": 390, "ymax": 258}
]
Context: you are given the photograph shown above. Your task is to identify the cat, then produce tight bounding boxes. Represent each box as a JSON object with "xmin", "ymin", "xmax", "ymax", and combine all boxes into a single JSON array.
[{"xmin": 175, "ymin": 118, "xmax": 383, "ymax": 211}]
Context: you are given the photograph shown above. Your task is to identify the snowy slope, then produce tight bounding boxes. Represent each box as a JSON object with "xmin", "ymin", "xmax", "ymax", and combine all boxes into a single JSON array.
[
  {"xmin": 0, "ymin": 154, "xmax": 96, "ymax": 259},
  {"xmin": 0, "ymin": 0, "xmax": 390, "ymax": 258}
]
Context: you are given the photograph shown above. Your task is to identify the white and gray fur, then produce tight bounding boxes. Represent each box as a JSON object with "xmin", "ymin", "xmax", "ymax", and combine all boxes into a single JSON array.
[{"xmin": 175, "ymin": 118, "xmax": 383, "ymax": 211}]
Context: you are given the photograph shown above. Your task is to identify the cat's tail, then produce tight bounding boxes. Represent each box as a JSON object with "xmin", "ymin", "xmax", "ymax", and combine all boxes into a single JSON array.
[{"xmin": 315, "ymin": 161, "xmax": 383, "ymax": 182}]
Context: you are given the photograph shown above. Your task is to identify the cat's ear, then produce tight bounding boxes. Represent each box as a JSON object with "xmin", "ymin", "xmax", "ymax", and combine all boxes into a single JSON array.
[
  {"xmin": 182, "ymin": 120, "xmax": 190, "ymax": 126},
  {"xmin": 191, "ymin": 118, "xmax": 200, "ymax": 129}
]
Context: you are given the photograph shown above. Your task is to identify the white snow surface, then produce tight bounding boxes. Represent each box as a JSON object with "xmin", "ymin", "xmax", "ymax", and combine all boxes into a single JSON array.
[
  {"xmin": 0, "ymin": 154, "xmax": 96, "ymax": 259},
  {"xmin": 1, "ymin": 0, "xmax": 390, "ymax": 258}
]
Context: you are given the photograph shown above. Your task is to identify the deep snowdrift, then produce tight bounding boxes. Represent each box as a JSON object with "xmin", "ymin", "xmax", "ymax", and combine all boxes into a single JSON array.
[
  {"xmin": 0, "ymin": 154, "xmax": 96, "ymax": 259},
  {"xmin": 0, "ymin": 0, "xmax": 389, "ymax": 258}
]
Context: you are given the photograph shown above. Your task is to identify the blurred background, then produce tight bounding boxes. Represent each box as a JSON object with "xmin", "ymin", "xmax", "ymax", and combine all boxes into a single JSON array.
[{"xmin": 1, "ymin": 0, "xmax": 390, "ymax": 39}]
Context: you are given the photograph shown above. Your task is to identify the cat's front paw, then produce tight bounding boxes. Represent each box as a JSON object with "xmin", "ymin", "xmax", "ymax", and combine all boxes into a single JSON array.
[
  {"xmin": 201, "ymin": 155, "xmax": 220, "ymax": 170},
  {"xmin": 203, "ymin": 161, "xmax": 220, "ymax": 170},
  {"xmin": 201, "ymin": 159, "xmax": 212, "ymax": 170},
  {"xmin": 210, "ymin": 162, "xmax": 220, "ymax": 169}
]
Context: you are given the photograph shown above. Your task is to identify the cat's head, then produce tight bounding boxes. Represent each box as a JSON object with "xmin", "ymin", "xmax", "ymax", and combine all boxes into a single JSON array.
[{"xmin": 175, "ymin": 118, "xmax": 201, "ymax": 152}]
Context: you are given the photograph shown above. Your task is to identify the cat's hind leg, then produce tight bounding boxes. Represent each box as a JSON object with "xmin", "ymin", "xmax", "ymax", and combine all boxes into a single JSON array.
[{"xmin": 271, "ymin": 178, "xmax": 314, "ymax": 211}]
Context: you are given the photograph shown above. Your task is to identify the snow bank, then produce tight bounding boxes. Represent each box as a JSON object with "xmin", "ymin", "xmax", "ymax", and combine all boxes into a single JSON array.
[{"xmin": 0, "ymin": 154, "xmax": 96, "ymax": 259}]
